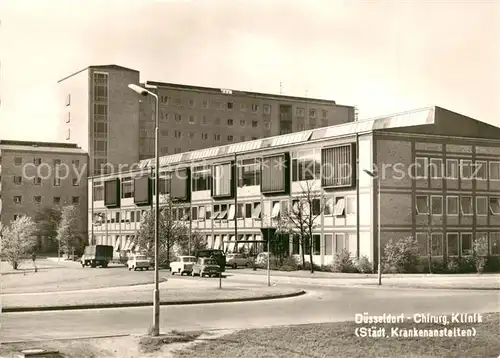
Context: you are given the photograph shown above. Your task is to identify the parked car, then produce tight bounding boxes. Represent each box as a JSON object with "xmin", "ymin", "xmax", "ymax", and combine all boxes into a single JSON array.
[
  {"xmin": 195, "ymin": 249, "xmax": 226, "ymax": 272},
  {"xmin": 170, "ymin": 256, "xmax": 197, "ymax": 275},
  {"xmin": 191, "ymin": 257, "xmax": 221, "ymax": 277},
  {"xmin": 81, "ymin": 245, "xmax": 113, "ymax": 268},
  {"xmin": 127, "ymin": 254, "xmax": 151, "ymax": 271},
  {"xmin": 226, "ymin": 253, "xmax": 251, "ymax": 269}
]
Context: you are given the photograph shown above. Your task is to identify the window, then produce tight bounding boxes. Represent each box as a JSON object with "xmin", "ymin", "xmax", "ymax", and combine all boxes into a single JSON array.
[
  {"xmin": 94, "ymin": 140, "xmax": 107, "ymax": 153},
  {"xmin": 66, "ymin": 112, "xmax": 71, "ymax": 123},
  {"xmin": 13, "ymin": 196, "xmax": 22, "ymax": 204},
  {"xmin": 205, "ymin": 205, "xmax": 212, "ymax": 220},
  {"xmin": 227, "ymin": 119, "xmax": 233, "ymax": 126},
  {"xmin": 460, "ymin": 160, "xmax": 472, "ymax": 180},
  {"xmin": 93, "ymin": 72, "xmax": 108, "ymax": 101},
  {"xmin": 324, "ymin": 197, "xmax": 334, "ymax": 215},
  {"xmin": 415, "ymin": 157, "xmax": 428, "ymax": 179},
  {"xmin": 189, "ymin": 115, "xmax": 196, "ymax": 124},
  {"xmin": 212, "ymin": 163, "xmax": 232, "ymax": 197},
  {"xmin": 263, "ymin": 104, "xmax": 271, "ymax": 115},
  {"xmin": 72, "ymin": 196, "xmax": 80, "ymax": 205},
  {"xmin": 13, "ymin": 176, "xmax": 22, "ymax": 184},
  {"xmin": 202, "ymin": 99, "xmax": 209, "ymax": 108},
  {"xmin": 189, "ymin": 132, "xmax": 195, "ymax": 140},
  {"xmin": 53, "ymin": 197, "xmax": 61, "ymax": 205},
  {"xmin": 313, "ymin": 234, "xmax": 320, "ymax": 255},
  {"xmin": 474, "ymin": 161, "xmax": 487, "ymax": 180},
  {"xmin": 175, "ymin": 148, "xmax": 182, "ymax": 154},
  {"xmin": 489, "ymin": 161, "xmax": 500, "ymax": 180},
  {"xmin": 239, "ymin": 103, "xmax": 247, "ymax": 111},
  {"xmin": 416, "ymin": 196, "xmax": 429, "ymax": 215},
  {"xmin": 461, "ymin": 233, "xmax": 472, "ymax": 256},
  {"xmin": 188, "ymin": 98, "xmax": 195, "ymax": 107},
  {"xmin": 174, "ymin": 131, "xmax": 181, "ymax": 139},
  {"xmin": 446, "ymin": 159, "xmax": 459, "ymax": 179},
  {"xmin": 446, "ymin": 196, "xmax": 459, "ymax": 215},
  {"xmin": 214, "ymin": 134, "xmax": 221, "ymax": 141},
  {"xmin": 322, "ymin": 109, "xmax": 328, "ymax": 118},
  {"xmin": 160, "ymin": 129, "xmax": 169, "ymax": 137},
  {"xmin": 13, "ymin": 214, "xmax": 21, "ymax": 221},
  {"xmin": 491, "ymin": 233, "xmax": 500, "ymax": 255},
  {"xmin": 415, "ymin": 233, "xmax": 428, "ymax": 256},
  {"xmin": 264, "ymin": 121, "xmax": 271, "ymax": 130},
  {"xmin": 431, "ymin": 233, "xmax": 443, "ymax": 256},
  {"xmin": 309, "ymin": 109, "xmax": 316, "ymax": 118},
  {"xmin": 66, "ymin": 128, "xmax": 71, "ymax": 140},
  {"xmin": 227, "ymin": 102, "xmax": 233, "ymax": 110},
  {"xmin": 202, "ymin": 116, "xmax": 208, "ymax": 125},
  {"xmin": 34, "ymin": 158, "xmax": 42, "ymax": 166},
  {"xmin": 238, "ymin": 158, "xmax": 260, "ymax": 187},
  {"xmin": 94, "ymin": 122, "xmax": 107, "ymax": 135},
  {"xmin": 431, "ymin": 196, "xmax": 443, "ymax": 215},
  {"xmin": 252, "ymin": 104, "xmax": 259, "ymax": 112},
  {"xmin": 34, "ymin": 177, "xmax": 42, "ymax": 185},
  {"xmin": 191, "ymin": 207, "xmax": 198, "ymax": 220},
  {"xmin": 335, "ymin": 234, "xmax": 346, "ymax": 253},
  {"xmin": 321, "ymin": 144, "xmax": 354, "ymax": 188},
  {"xmin": 476, "ymin": 196, "xmax": 488, "ymax": 216},
  {"xmin": 447, "ymin": 233, "xmax": 459, "ymax": 256},
  {"xmin": 201, "ymin": 133, "xmax": 208, "ymax": 140},
  {"xmin": 261, "ymin": 154, "xmax": 287, "ymax": 194},
  {"xmin": 161, "ymin": 95, "xmax": 169, "ymax": 104},
  {"xmin": 175, "ymin": 114, "xmax": 181, "ymax": 123},
  {"xmin": 192, "ymin": 166, "xmax": 211, "ymax": 191},
  {"xmin": 66, "ymin": 93, "xmax": 71, "ymax": 106},
  {"xmin": 429, "ymin": 158, "xmax": 443, "ymax": 179},
  {"xmin": 475, "ymin": 232, "xmax": 488, "ymax": 255},
  {"xmin": 94, "ymin": 103, "xmax": 108, "ymax": 116},
  {"xmin": 460, "ymin": 196, "xmax": 473, "ymax": 215},
  {"xmin": 121, "ymin": 177, "xmax": 133, "ymax": 198},
  {"xmin": 53, "ymin": 159, "xmax": 61, "ymax": 167},
  {"xmin": 72, "ymin": 160, "xmax": 80, "ymax": 167},
  {"xmin": 33, "ymin": 196, "xmax": 42, "ymax": 204},
  {"xmin": 14, "ymin": 157, "xmax": 22, "ymax": 166},
  {"xmin": 239, "ymin": 119, "xmax": 246, "ymax": 127},
  {"xmin": 296, "ymin": 107, "xmax": 305, "ymax": 117},
  {"xmin": 312, "ymin": 198, "xmax": 321, "ymax": 215},
  {"xmin": 293, "ymin": 149, "xmax": 320, "ymax": 181},
  {"xmin": 72, "ymin": 178, "xmax": 79, "ymax": 186},
  {"xmin": 130, "ymin": 211, "xmax": 135, "ymax": 223},
  {"xmin": 489, "ymin": 197, "xmax": 500, "ymax": 215}
]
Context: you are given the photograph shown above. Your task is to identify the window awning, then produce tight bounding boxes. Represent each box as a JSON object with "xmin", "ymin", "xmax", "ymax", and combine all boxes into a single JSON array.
[
  {"xmin": 219, "ymin": 210, "xmax": 228, "ymax": 220},
  {"xmin": 228, "ymin": 205, "xmax": 236, "ymax": 220},
  {"xmin": 252, "ymin": 203, "xmax": 262, "ymax": 219},
  {"xmin": 213, "ymin": 236, "xmax": 221, "ymax": 249},
  {"xmin": 207, "ymin": 235, "xmax": 213, "ymax": 249},
  {"xmin": 334, "ymin": 198, "xmax": 345, "ymax": 216},
  {"xmin": 271, "ymin": 202, "xmax": 280, "ymax": 219},
  {"xmin": 490, "ymin": 198, "xmax": 500, "ymax": 215}
]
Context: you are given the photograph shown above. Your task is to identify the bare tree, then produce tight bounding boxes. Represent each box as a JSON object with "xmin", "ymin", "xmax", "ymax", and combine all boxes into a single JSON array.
[
  {"xmin": 134, "ymin": 196, "xmax": 189, "ymax": 262},
  {"xmin": 279, "ymin": 181, "xmax": 325, "ymax": 273},
  {"xmin": 0, "ymin": 216, "xmax": 37, "ymax": 269},
  {"xmin": 172, "ymin": 230, "xmax": 207, "ymax": 257}
]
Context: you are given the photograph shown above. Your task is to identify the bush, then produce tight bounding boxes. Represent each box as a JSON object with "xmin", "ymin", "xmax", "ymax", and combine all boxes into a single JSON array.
[
  {"xmin": 297, "ymin": 261, "xmax": 323, "ymax": 272},
  {"xmin": 382, "ymin": 236, "xmax": 420, "ymax": 273},
  {"xmin": 278, "ymin": 256, "xmax": 298, "ymax": 271},
  {"xmin": 445, "ymin": 256, "xmax": 476, "ymax": 273},
  {"xmin": 332, "ymin": 249, "xmax": 358, "ymax": 273},
  {"xmin": 356, "ymin": 255, "xmax": 372, "ymax": 273},
  {"xmin": 484, "ymin": 256, "xmax": 500, "ymax": 272}
]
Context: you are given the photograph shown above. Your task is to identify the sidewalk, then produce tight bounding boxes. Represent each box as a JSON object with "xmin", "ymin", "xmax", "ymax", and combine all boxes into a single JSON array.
[{"xmin": 229, "ymin": 269, "xmax": 500, "ymax": 290}]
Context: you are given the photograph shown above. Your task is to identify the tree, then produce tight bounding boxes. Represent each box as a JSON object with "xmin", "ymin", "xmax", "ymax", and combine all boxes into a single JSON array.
[
  {"xmin": 0, "ymin": 216, "xmax": 37, "ymax": 269},
  {"xmin": 172, "ymin": 230, "xmax": 207, "ymax": 257},
  {"xmin": 134, "ymin": 197, "xmax": 189, "ymax": 261},
  {"xmin": 33, "ymin": 206, "xmax": 62, "ymax": 252},
  {"xmin": 56, "ymin": 206, "xmax": 86, "ymax": 258},
  {"xmin": 279, "ymin": 181, "xmax": 324, "ymax": 273}
]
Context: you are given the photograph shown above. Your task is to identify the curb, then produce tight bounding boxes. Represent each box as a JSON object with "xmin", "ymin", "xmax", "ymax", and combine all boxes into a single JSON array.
[
  {"xmin": 1, "ymin": 290, "xmax": 306, "ymax": 313},
  {"xmin": 377, "ymin": 284, "xmax": 500, "ymax": 291}
]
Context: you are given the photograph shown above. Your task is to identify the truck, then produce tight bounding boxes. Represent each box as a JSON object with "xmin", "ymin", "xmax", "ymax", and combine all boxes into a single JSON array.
[{"xmin": 81, "ymin": 245, "xmax": 113, "ymax": 268}]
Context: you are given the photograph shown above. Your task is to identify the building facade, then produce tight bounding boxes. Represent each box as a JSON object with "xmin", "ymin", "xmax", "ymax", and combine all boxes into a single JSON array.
[
  {"xmin": 88, "ymin": 107, "xmax": 500, "ymax": 266},
  {"xmin": 0, "ymin": 140, "xmax": 88, "ymax": 251},
  {"xmin": 58, "ymin": 65, "xmax": 355, "ymax": 175}
]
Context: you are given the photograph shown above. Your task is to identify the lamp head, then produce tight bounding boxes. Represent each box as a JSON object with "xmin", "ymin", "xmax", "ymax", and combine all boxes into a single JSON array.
[{"xmin": 128, "ymin": 84, "xmax": 149, "ymax": 97}]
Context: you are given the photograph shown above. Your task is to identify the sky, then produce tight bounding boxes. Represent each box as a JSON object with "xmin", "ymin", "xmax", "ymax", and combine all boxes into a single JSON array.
[{"xmin": 0, "ymin": 0, "xmax": 498, "ymax": 142}]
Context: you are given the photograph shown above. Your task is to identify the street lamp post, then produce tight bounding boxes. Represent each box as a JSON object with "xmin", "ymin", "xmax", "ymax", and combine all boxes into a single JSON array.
[
  {"xmin": 363, "ymin": 169, "xmax": 382, "ymax": 285},
  {"xmin": 260, "ymin": 227, "xmax": 277, "ymax": 287},
  {"xmin": 128, "ymin": 83, "xmax": 161, "ymax": 336}
]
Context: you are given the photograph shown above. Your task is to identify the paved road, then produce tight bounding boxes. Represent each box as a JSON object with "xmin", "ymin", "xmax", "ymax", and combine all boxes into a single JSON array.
[{"xmin": 2, "ymin": 280, "xmax": 498, "ymax": 342}]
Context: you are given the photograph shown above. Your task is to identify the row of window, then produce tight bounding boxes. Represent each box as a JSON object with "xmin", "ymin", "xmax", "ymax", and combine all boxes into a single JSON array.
[
  {"xmin": 147, "ymin": 131, "xmax": 262, "ymax": 142},
  {"xmin": 155, "ymin": 114, "xmax": 272, "ymax": 128},
  {"xmin": 415, "ymin": 232, "xmax": 500, "ymax": 256},
  {"xmin": 415, "ymin": 157, "xmax": 500, "ymax": 180},
  {"xmin": 11, "ymin": 176, "xmax": 80, "ymax": 186},
  {"xmin": 13, "ymin": 196, "xmax": 80, "ymax": 205},
  {"xmin": 415, "ymin": 195, "xmax": 500, "ymax": 216},
  {"xmin": 12, "ymin": 158, "xmax": 81, "ymax": 167}
]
